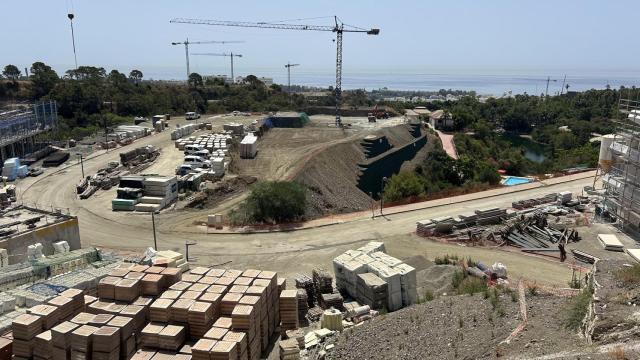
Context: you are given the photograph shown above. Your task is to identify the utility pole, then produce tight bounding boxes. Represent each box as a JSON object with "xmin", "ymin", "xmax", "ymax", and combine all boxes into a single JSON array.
[{"xmin": 67, "ymin": 13, "xmax": 78, "ymax": 71}]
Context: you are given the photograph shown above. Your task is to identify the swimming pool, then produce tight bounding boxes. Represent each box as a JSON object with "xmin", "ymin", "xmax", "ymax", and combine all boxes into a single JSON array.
[{"xmin": 501, "ymin": 176, "xmax": 534, "ymax": 186}]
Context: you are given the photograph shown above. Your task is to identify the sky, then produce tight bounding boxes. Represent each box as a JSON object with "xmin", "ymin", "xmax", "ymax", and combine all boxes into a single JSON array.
[{"xmin": 3, "ymin": 0, "xmax": 640, "ymax": 90}]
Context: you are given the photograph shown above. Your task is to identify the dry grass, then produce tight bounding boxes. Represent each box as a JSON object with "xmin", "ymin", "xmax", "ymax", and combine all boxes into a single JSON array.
[
  {"xmin": 609, "ymin": 346, "xmax": 627, "ymax": 360},
  {"xmin": 616, "ymin": 264, "xmax": 640, "ymax": 286}
]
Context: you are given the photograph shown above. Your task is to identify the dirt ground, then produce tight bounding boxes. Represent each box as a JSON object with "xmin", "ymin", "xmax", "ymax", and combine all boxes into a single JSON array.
[{"xmin": 328, "ymin": 287, "xmax": 611, "ymax": 360}]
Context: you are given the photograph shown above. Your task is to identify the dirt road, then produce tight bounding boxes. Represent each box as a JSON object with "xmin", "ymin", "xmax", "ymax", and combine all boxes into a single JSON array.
[{"xmin": 18, "ymin": 136, "xmax": 595, "ymax": 287}]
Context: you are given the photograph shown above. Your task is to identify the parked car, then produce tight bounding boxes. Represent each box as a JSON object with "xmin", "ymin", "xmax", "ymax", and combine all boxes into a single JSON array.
[
  {"xmin": 176, "ymin": 164, "xmax": 194, "ymax": 176},
  {"xmin": 183, "ymin": 155, "xmax": 211, "ymax": 169},
  {"xmin": 184, "ymin": 144, "xmax": 205, "ymax": 155}
]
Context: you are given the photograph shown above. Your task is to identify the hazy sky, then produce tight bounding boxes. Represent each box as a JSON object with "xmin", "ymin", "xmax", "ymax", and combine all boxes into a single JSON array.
[{"xmin": 3, "ymin": 0, "xmax": 640, "ymax": 82}]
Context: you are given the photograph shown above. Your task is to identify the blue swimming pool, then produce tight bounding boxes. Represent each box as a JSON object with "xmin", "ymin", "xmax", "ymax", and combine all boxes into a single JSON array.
[{"xmin": 501, "ymin": 176, "xmax": 534, "ymax": 186}]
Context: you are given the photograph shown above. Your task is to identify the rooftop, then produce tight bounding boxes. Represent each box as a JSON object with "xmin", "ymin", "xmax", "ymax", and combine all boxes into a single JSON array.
[{"xmin": 0, "ymin": 205, "xmax": 75, "ymax": 239}]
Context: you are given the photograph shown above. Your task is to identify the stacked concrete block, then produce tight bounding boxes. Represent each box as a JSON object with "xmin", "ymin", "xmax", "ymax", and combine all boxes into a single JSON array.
[
  {"xmin": 332, "ymin": 242, "xmax": 418, "ymax": 311},
  {"xmin": 356, "ymin": 273, "xmax": 388, "ymax": 310},
  {"xmin": 279, "ymin": 290, "xmax": 298, "ymax": 331},
  {"xmin": 394, "ymin": 263, "xmax": 418, "ymax": 306}
]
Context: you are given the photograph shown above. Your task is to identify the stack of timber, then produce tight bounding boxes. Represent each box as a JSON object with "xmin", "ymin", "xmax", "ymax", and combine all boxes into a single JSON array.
[
  {"xmin": 502, "ymin": 212, "xmax": 580, "ymax": 253},
  {"xmin": 512, "ymin": 193, "xmax": 558, "ymax": 210}
]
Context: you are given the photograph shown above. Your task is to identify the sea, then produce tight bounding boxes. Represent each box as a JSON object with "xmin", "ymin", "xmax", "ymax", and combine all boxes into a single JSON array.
[{"xmin": 140, "ymin": 66, "xmax": 640, "ymax": 96}]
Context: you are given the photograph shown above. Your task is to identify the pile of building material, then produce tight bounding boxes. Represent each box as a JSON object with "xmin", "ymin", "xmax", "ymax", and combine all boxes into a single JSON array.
[
  {"xmin": 598, "ymin": 233, "xmax": 625, "ymax": 252},
  {"xmin": 119, "ymin": 145, "xmax": 160, "ymax": 168},
  {"xmin": 112, "ymin": 175, "xmax": 178, "ymax": 212},
  {"xmin": 171, "ymin": 123, "xmax": 198, "ymax": 141},
  {"xmin": 296, "ymin": 289, "xmax": 308, "ymax": 325},
  {"xmin": 176, "ymin": 133, "xmax": 231, "ymax": 156},
  {"xmin": 135, "ymin": 176, "xmax": 178, "ymax": 212},
  {"xmin": 512, "ymin": 193, "xmax": 558, "ymax": 210},
  {"xmin": 333, "ymin": 242, "xmax": 416, "ymax": 311},
  {"xmin": 279, "ymin": 290, "xmax": 298, "ymax": 331},
  {"xmin": 0, "ymin": 184, "xmax": 17, "ymax": 208},
  {"xmin": 294, "ymin": 274, "xmax": 315, "ymax": 308},
  {"xmin": 240, "ymin": 134, "xmax": 258, "ymax": 159},
  {"xmin": 356, "ymin": 273, "xmax": 387, "ymax": 310},
  {"xmin": 500, "ymin": 212, "xmax": 580, "ymax": 253},
  {"xmin": 416, "ymin": 207, "xmax": 516, "ymax": 238},
  {"xmin": 312, "ymin": 268, "xmax": 333, "ymax": 296},
  {"xmin": 2, "ymin": 158, "xmax": 28, "ymax": 181},
  {"xmin": 223, "ymin": 123, "xmax": 244, "ymax": 136},
  {"xmin": 109, "ymin": 125, "xmax": 151, "ymax": 142}
]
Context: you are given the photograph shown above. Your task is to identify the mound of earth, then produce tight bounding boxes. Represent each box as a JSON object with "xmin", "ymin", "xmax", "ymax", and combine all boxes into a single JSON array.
[
  {"xmin": 329, "ymin": 290, "xmax": 591, "ymax": 360},
  {"xmin": 297, "ymin": 124, "xmax": 430, "ymax": 217}
]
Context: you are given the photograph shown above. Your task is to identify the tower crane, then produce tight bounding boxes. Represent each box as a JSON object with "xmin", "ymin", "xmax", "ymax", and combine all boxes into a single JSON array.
[
  {"xmin": 191, "ymin": 53, "xmax": 243, "ymax": 83},
  {"xmin": 171, "ymin": 39, "xmax": 244, "ymax": 80},
  {"xmin": 170, "ymin": 17, "xmax": 380, "ymax": 127},
  {"xmin": 284, "ymin": 62, "xmax": 300, "ymax": 93}
]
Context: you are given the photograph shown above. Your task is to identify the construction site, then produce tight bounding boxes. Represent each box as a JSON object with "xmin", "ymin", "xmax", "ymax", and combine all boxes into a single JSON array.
[{"xmin": 4, "ymin": 6, "xmax": 640, "ymax": 360}]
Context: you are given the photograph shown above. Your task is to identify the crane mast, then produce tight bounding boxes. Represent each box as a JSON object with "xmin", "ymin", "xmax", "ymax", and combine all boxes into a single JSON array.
[
  {"xmin": 171, "ymin": 39, "xmax": 244, "ymax": 80},
  {"xmin": 170, "ymin": 17, "xmax": 379, "ymax": 127}
]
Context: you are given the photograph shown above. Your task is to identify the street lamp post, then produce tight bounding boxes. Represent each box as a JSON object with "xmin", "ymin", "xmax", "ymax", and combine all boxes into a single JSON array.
[
  {"xmin": 151, "ymin": 211, "xmax": 158, "ymax": 250},
  {"xmin": 380, "ymin": 177, "xmax": 388, "ymax": 216},
  {"xmin": 76, "ymin": 153, "xmax": 84, "ymax": 178}
]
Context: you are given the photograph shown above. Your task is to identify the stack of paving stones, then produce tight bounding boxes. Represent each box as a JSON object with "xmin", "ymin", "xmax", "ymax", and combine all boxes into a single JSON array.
[
  {"xmin": 9, "ymin": 265, "xmax": 286, "ymax": 360},
  {"xmin": 12, "ymin": 314, "xmax": 42, "ymax": 358},
  {"xmin": 312, "ymin": 268, "xmax": 334, "ymax": 298},
  {"xmin": 279, "ymin": 290, "xmax": 298, "ymax": 331}
]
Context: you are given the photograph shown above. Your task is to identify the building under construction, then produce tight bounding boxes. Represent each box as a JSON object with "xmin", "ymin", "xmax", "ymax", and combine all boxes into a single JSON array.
[
  {"xmin": 602, "ymin": 97, "xmax": 640, "ymax": 236},
  {"xmin": 0, "ymin": 101, "xmax": 58, "ymax": 163}
]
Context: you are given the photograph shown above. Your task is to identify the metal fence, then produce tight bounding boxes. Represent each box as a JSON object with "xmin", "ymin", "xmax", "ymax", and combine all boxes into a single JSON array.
[{"xmin": 0, "ymin": 100, "xmax": 57, "ymax": 148}]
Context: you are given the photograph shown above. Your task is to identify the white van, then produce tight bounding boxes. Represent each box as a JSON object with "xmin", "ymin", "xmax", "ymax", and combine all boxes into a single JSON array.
[
  {"xmin": 184, "ymin": 144, "xmax": 204, "ymax": 155},
  {"xmin": 184, "ymin": 155, "xmax": 211, "ymax": 168},
  {"xmin": 186, "ymin": 112, "xmax": 200, "ymax": 120}
]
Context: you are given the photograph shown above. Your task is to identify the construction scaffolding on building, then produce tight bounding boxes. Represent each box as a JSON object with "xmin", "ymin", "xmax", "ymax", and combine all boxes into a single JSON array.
[
  {"xmin": 601, "ymin": 94, "xmax": 640, "ymax": 237},
  {"xmin": 0, "ymin": 101, "xmax": 58, "ymax": 163}
]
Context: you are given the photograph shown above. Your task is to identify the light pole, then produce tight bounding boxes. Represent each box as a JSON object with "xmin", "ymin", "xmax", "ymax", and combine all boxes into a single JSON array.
[
  {"xmin": 380, "ymin": 177, "xmax": 388, "ymax": 216},
  {"xmin": 76, "ymin": 153, "xmax": 84, "ymax": 178},
  {"xmin": 151, "ymin": 211, "xmax": 158, "ymax": 250},
  {"xmin": 67, "ymin": 13, "xmax": 78, "ymax": 71}
]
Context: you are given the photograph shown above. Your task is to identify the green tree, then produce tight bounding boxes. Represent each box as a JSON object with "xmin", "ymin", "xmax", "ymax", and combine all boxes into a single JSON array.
[
  {"xmin": 188, "ymin": 72, "xmax": 203, "ymax": 88},
  {"xmin": 30, "ymin": 61, "xmax": 59, "ymax": 99},
  {"xmin": 237, "ymin": 181, "xmax": 307, "ymax": 223},
  {"xmin": 2, "ymin": 64, "xmax": 21, "ymax": 80},
  {"xmin": 383, "ymin": 171, "xmax": 424, "ymax": 202},
  {"xmin": 129, "ymin": 69, "xmax": 143, "ymax": 84}
]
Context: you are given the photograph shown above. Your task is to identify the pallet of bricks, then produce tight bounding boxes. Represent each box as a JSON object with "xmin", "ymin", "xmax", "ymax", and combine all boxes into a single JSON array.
[
  {"xmin": 143, "ymin": 266, "xmax": 283, "ymax": 360},
  {"xmin": 9, "ymin": 262, "xmax": 182, "ymax": 360}
]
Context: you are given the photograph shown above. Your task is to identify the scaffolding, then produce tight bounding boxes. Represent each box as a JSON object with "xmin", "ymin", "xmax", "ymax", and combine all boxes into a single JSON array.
[
  {"xmin": 602, "ymin": 96, "xmax": 640, "ymax": 236},
  {"xmin": 0, "ymin": 101, "xmax": 58, "ymax": 148}
]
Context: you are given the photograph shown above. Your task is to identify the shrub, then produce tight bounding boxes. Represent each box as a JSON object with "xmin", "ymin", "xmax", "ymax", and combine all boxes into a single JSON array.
[
  {"xmin": 451, "ymin": 269, "xmax": 466, "ymax": 289},
  {"xmin": 457, "ymin": 277, "xmax": 488, "ymax": 295},
  {"xmin": 383, "ymin": 171, "xmax": 424, "ymax": 202},
  {"xmin": 564, "ymin": 286, "xmax": 594, "ymax": 330},
  {"xmin": 420, "ymin": 289, "xmax": 434, "ymax": 303},
  {"xmin": 435, "ymin": 254, "xmax": 459, "ymax": 265},
  {"xmin": 230, "ymin": 181, "xmax": 307, "ymax": 224},
  {"xmin": 616, "ymin": 264, "xmax": 640, "ymax": 286}
]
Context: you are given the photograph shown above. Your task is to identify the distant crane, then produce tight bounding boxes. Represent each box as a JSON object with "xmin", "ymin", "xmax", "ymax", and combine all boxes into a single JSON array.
[
  {"xmin": 170, "ymin": 16, "xmax": 380, "ymax": 127},
  {"xmin": 284, "ymin": 63, "xmax": 300, "ymax": 93},
  {"xmin": 171, "ymin": 39, "xmax": 244, "ymax": 80},
  {"xmin": 191, "ymin": 53, "xmax": 243, "ymax": 83}
]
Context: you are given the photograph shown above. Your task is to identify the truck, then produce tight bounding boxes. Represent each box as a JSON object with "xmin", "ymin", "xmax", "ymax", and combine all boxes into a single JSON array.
[{"xmin": 186, "ymin": 112, "xmax": 201, "ymax": 120}]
